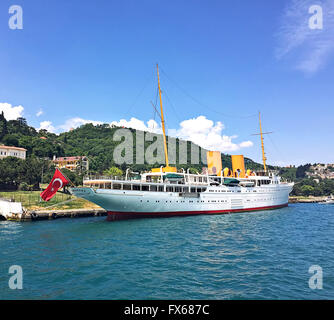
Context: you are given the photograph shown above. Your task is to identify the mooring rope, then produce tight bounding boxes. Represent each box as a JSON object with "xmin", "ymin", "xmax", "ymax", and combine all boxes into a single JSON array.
[{"xmin": 38, "ymin": 197, "xmax": 77, "ymax": 210}]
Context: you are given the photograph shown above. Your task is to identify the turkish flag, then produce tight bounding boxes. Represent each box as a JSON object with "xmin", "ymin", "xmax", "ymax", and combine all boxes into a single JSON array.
[{"xmin": 40, "ymin": 169, "xmax": 70, "ymax": 201}]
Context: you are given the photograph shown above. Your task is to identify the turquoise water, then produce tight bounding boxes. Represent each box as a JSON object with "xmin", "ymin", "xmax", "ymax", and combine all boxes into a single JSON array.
[{"xmin": 0, "ymin": 203, "xmax": 333, "ymax": 300}]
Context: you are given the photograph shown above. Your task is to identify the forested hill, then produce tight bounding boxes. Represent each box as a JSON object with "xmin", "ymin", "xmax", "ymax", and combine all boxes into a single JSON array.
[
  {"xmin": 1, "ymin": 115, "xmax": 334, "ymax": 196},
  {"xmin": 0, "ymin": 114, "xmax": 263, "ymax": 173}
]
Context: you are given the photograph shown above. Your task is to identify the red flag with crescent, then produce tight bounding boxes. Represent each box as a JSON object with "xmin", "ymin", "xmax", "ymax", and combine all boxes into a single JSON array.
[{"xmin": 40, "ymin": 169, "xmax": 69, "ymax": 201}]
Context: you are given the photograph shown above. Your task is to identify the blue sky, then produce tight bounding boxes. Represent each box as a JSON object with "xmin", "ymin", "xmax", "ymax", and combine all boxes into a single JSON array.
[{"xmin": 0, "ymin": 0, "xmax": 333, "ymax": 166}]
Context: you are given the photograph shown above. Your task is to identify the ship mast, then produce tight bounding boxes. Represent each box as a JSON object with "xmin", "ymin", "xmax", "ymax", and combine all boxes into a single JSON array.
[
  {"xmin": 252, "ymin": 112, "xmax": 273, "ymax": 173},
  {"xmin": 156, "ymin": 64, "xmax": 169, "ymax": 167},
  {"xmin": 259, "ymin": 112, "xmax": 267, "ymax": 172}
]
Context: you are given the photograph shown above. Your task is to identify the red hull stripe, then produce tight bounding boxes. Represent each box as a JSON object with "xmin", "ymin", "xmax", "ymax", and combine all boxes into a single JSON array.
[{"xmin": 107, "ymin": 203, "xmax": 288, "ymax": 221}]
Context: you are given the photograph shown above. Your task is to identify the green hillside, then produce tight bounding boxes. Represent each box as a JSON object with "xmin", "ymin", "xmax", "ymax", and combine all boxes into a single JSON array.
[
  {"xmin": 0, "ymin": 114, "xmax": 263, "ymax": 174},
  {"xmin": 5, "ymin": 114, "xmax": 333, "ymax": 197}
]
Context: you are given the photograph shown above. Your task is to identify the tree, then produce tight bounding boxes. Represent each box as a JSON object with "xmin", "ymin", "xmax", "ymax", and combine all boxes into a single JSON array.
[
  {"xmin": 103, "ymin": 166, "xmax": 123, "ymax": 177},
  {"xmin": 301, "ymin": 185, "xmax": 315, "ymax": 197},
  {"xmin": 0, "ymin": 111, "xmax": 8, "ymax": 140},
  {"xmin": 0, "ymin": 157, "xmax": 49, "ymax": 190},
  {"xmin": 17, "ymin": 117, "xmax": 27, "ymax": 126},
  {"xmin": 296, "ymin": 164, "xmax": 311, "ymax": 179},
  {"xmin": 2, "ymin": 134, "xmax": 19, "ymax": 146}
]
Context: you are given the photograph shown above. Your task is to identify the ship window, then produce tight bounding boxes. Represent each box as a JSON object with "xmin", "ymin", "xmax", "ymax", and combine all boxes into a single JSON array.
[
  {"xmin": 191, "ymin": 187, "xmax": 196, "ymax": 193},
  {"xmin": 166, "ymin": 186, "xmax": 173, "ymax": 192},
  {"xmin": 197, "ymin": 188, "xmax": 202, "ymax": 193},
  {"xmin": 123, "ymin": 184, "xmax": 131, "ymax": 190},
  {"xmin": 175, "ymin": 186, "xmax": 182, "ymax": 192},
  {"xmin": 133, "ymin": 185, "xmax": 140, "ymax": 190},
  {"xmin": 106, "ymin": 183, "xmax": 112, "ymax": 189},
  {"xmin": 113, "ymin": 184, "xmax": 121, "ymax": 190},
  {"xmin": 150, "ymin": 185, "xmax": 157, "ymax": 192},
  {"xmin": 142, "ymin": 185, "xmax": 149, "ymax": 191},
  {"xmin": 158, "ymin": 186, "xmax": 164, "ymax": 192}
]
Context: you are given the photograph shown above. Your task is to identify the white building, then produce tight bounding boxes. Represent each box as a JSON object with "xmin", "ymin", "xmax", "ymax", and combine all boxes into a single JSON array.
[{"xmin": 0, "ymin": 145, "xmax": 27, "ymax": 160}]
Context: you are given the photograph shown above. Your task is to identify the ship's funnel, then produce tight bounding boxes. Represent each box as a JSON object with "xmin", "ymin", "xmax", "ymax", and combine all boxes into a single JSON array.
[
  {"xmin": 207, "ymin": 151, "xmax": 222, "ymax": 175},
  {"xmin": 231, "ymin": 155, "xmax": 245, "ymax": 178}
]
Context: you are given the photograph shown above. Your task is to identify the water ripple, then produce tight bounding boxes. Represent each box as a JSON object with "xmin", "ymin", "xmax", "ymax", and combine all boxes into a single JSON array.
[{"xmin": 0, "ymin": 203, "xmax": 333, "ymax": 299}]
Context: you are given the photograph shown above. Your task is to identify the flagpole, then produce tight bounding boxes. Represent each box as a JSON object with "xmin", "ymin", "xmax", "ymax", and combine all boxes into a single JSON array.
[{"xmin": 57, "ymin": 168, "xmax": 76, "ymax": 187}]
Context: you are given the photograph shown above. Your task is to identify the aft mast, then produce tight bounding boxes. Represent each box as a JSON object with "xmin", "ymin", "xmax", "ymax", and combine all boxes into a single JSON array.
[
  {"xmin": 157, "ymin": 64, "xmax": 169, "ymax": 168},
  {"xmin": 259, "ymin": 112, "xmax": 267, "ymax": 172},
  {"xmin": 252, "ymin": 112, "xmax": 272, "ymax": 173}
]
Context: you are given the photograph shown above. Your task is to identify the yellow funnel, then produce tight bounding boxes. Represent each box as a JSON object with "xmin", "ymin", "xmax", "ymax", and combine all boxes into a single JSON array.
[
  {"xmin": 207, "ymin": 151, "xmax": 222, "ymax": 175},
  {"xmin": 231, "ymin": 155, "xmax": 245, "ymax": 178}
]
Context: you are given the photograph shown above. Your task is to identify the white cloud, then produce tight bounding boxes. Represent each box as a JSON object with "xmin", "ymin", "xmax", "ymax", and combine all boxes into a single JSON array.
[
  {"xmin": 168, "ymin": 116, "xmax": 253, "ymax": 153},
  {"xmin": 0, "ymin": 102, "xmax": 24, "ymax": 120},
  {"xmin": 37, "ymin": 115, "xmax": 253, "ymax": 153},
  {"xmin": 36, "ymin": 109, "xmax": 43, "ymax": 117},
  {"xmin": 276, "ymin": 0, "xmax": 334, "ymax": 74},
  {"xmin": 58, "ymin": 117, "xmax": 103, "ymax": 132},
  {"xmin": 38, "ymin": 121, "xmax": 56, "ymax": 133},
  {"xmin": 111, "ymin": 117, "xmax": 162, "ymax": 134},
  {"xmin": 37, "ymin": 117, "xmax": 103, "ymax": 133},
  {"xmin": 239, "ymin": 141, "xmax": 254, "ymax": 148}
]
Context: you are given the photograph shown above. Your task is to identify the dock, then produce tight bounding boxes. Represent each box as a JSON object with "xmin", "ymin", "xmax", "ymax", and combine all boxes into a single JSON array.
[
  {"xmin": 288, "ymin": 196, "xmax": 327, "ymax": 203},
  {"xmin": 1, "ymin": 206, "xmax": 107, "ymax": 222}
]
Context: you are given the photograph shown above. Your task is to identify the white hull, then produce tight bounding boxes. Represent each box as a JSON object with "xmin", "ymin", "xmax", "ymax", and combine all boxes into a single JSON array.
[{"xmin": 72, "ymin": 183, "xmax": 293, "ymax": 219}]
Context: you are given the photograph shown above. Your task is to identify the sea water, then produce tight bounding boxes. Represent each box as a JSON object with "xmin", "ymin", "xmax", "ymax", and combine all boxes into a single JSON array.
[{"xmin": 0, "ymin": 203, "xmax": 333, "ymax": 299}]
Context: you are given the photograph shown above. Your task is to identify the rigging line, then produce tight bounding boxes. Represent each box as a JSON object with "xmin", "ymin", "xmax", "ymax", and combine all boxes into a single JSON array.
[
  {"xmin": 152, "ymin": 101, "xmax": 156, "ymax": 124},
  {"xmin": 262, "ymin": 124, "xmax": 288, "ymax": 166},
  {"xmin": 163, "ymin": 87, "xmax": 183, "ymax": 124},
  {"xmin": 159, "ymin": 66, "xmax": 258, "ymax": 119},
  {"xmin": 151, "ymin": 101, "xmax": 161, "ymax": 120},
  {"xmin": 122, "ymin": 71, "xmax": 155, "ymax": 118},
  {"xmin": 154, "ymin": 85, "xmax": 159, "ymax": 109},
  {"xmin": 151, "ymin": 86, "xmax": 160, "ymax": 129},
  {"xmin": 267, "ymin": 131, "xmax": 287, "ymax": 166}
]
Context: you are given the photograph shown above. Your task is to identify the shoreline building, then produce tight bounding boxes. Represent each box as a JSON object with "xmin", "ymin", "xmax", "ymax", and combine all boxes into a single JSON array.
[
  {"xmin": 53, "ymin": 156, "xmax": 89, "ymax": 172},
  {"xmin": 0, "ymin": 145, "xmax": 27, "ymax": 160}
]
